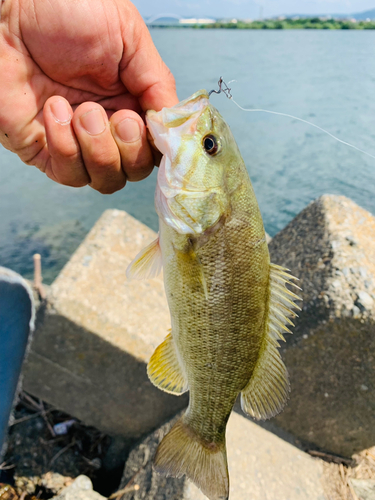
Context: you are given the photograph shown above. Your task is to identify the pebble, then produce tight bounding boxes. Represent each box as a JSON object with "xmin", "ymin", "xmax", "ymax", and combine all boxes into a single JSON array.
[
  {"xmin": 352, "ymin": 305, "xmax": 361, "ymax": 318},
  {"xmin": 349, "ymin": 479, "xmax": 375, "ymax": 500},
  {"xmin": 357, "ymin": 291, "xmax": 374, "ymax": 311},
  {"xmin": 359, "ymin": 267, "xmax": 368, "ymax": 278},
  {"xmin": 52, "ymin": 476, "xmax": 106, "ymax": 500}
]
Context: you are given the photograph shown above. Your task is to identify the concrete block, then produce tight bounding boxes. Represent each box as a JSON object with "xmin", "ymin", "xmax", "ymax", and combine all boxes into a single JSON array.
[
  {"xmin": 118, "ymin": 411, "xmax": 328, "ymax": 500},
  {"xmin": 22, "ymin": 210, "xmax": 188, "ymax": 439},
  {"xmin": 269, "ymin": 195, "xmax": 375, "ymax": 456}
]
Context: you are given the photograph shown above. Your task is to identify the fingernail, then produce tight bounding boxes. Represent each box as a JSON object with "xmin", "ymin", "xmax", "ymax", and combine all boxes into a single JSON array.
[
  {"xmin": 116, "ymin": 119, "xmax": 141, "ymax": 143},
  {"xmin": 80, "ymin": 109, "xmax": 106, "ymax": 135},
  {"xmin": 51, "ymin": 100, "xmax": 71, "ymax": 124}
]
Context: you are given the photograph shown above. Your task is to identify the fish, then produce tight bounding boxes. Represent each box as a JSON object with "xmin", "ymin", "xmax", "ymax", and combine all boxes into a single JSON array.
[{"xmin": 127, "ymin": 89, "xmax": 301, "ymax": 500}]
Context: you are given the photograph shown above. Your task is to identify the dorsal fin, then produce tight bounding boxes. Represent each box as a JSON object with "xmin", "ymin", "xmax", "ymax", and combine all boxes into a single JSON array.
[
  {"xmin": 147, "ymin": 331, "xmax": 188, "ymax": 395},
  {"xmin": 126, "ymin": 236, "xmax": 163, "ymax": 280},
  {"xmin": 241, "ymin": 264, "xmax": 302, "ymax": 420}
]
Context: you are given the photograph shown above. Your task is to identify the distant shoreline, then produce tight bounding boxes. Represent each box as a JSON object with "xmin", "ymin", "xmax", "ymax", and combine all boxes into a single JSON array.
[{"xmin": 148, "ymin": 18, "xmax": 375, "ymax": 30}]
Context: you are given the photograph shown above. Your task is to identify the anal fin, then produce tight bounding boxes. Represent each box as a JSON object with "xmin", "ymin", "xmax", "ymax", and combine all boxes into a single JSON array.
[
  {"xmin": 126, "ymin": 236, "xmax": 162, "ymax": 280},
  {"xmin": 241, "ymin": 335, "xmax": 290, "ymax": 420},
  {"xmin": 147, "ymin": 332, "xmax": 188, "ymax": 395},
  {"xmin": 241, "ymin": 263, "xmax": 302, "ymax": 420}
]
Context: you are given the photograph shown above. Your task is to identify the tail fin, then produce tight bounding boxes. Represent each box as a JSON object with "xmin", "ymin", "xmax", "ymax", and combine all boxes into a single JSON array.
[{"xmin": 154, "ymin": 418, "xmax": 229, "ymax": 500}]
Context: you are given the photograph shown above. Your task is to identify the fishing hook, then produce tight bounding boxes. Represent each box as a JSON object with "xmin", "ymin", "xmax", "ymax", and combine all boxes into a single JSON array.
[{"xmin": 208, "ymin": 77, "xmax": 233, "ymax": 99}]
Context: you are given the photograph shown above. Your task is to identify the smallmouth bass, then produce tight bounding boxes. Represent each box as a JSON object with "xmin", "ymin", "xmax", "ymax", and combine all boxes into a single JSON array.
[{"xmin": 127, "ymin": 90, "xmax": 301, "ymax": 500}]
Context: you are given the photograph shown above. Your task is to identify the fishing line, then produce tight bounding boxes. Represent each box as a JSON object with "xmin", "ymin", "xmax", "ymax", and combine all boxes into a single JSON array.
[{"xmin": 209, "ymin": 77, "xmax": 375, "ymax": 161}]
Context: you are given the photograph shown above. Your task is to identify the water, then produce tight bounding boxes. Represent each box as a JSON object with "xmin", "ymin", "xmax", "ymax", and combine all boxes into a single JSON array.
[{"xmin": 1, "ymin": 30, "xmax": 375, "ymax": 283}]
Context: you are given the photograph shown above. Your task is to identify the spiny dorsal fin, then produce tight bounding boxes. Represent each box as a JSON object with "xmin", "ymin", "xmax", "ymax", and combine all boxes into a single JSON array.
[
  {"xmin": 241, "ymin": 264, "xmax": 302, "ymax": 420},
  {"xmin": 126, "ymin": 236, "xmax": 162, "ymax": 280},
  {"xmin": 147, "ymin": 332, "xmax": 188, "ymax": 395}
]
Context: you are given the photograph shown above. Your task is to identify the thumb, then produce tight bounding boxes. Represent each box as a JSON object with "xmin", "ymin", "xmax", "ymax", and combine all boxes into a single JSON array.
[{"xmin": 119, "ymin": 4, "xmax": 179, "ymax": 112}]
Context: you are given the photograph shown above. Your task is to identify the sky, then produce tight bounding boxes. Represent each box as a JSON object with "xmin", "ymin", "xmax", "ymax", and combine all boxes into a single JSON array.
[{"xmin": 132, "ymin": 0, "xmax": 375, "ymax": 19}]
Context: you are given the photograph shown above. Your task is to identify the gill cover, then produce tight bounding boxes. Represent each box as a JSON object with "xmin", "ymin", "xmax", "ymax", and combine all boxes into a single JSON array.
[{"xmin": 146, "ymin": 90, "xmax": 229, "ymax": 235}]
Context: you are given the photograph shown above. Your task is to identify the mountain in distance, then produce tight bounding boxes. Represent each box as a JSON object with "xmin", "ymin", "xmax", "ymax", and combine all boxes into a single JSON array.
[
  {"xmin": 145, "ymin": 15, "xmax": 217, "ymax": 25},
  {"xmin": 351, "ymin": 8, "xmax": 375, "ymax": 19},
  {"xmin": 287, "ymin": 8, "xmax": 375, "ymax": 20}
]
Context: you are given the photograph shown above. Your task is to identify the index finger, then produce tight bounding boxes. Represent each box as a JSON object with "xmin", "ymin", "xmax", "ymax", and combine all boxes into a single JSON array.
[{"xmin": 119, "ymin": 4, "xmax": 179, "ymax": 112}]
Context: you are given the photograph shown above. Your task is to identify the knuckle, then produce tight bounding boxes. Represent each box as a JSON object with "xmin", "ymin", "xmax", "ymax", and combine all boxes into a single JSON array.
[
  {"xmin": 56, "ymin": 147, "xmax": 82, "ymax": 164},
  {"xmin": 124, "ymin": 155, "xmax": 154, "ymax": 175},
  {"xmin": 95, "ymin": 179, "xmax": 126, "ymax": 195},
  {"xmin": 63, "ymin": 179, "xmax": 89, "ymax": 188},
  {"xmin": 91, "ymin": 149, "xmax": 119, "ymax": 169},
  {"xmin": 165, "ymin": 66, "xmax": 177, "ymax": 89}
]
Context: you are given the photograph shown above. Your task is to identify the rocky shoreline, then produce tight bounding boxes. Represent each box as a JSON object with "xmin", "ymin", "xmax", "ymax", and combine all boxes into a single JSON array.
[{"xmin": 3, "ymin": 194, "xmax": 375, "ymax": 500}]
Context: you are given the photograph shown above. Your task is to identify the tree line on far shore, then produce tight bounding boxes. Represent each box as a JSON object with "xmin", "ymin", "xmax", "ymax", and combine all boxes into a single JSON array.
[{"xmin": 151, "ymin": 18, "xmax": 375, "ymax": 30}]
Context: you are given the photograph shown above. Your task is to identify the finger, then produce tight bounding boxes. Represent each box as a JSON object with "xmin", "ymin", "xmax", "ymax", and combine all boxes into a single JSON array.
[
  {"xmin": 110, "ymin": 109, "xmax": 154, "ymax": 182},
  {"xmin": 72, "ymin": 102, "xmax": 126, "ymax": 194},
  {"xmin": 0, "ymin": 17, "xmax": 47, "ymax": 165},
  {"xmin": 43, "ymin": 96, "xmax": 89, "ymax": 186},
  {"xmin": 119, "ymin": 5, "xmax": 179, "ymax": 112}
]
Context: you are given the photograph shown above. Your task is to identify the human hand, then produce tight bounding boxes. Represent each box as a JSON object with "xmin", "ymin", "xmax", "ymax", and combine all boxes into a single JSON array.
[{"xmin": 0, "ymin": 0, "xmax": 178, "ymax": 193}]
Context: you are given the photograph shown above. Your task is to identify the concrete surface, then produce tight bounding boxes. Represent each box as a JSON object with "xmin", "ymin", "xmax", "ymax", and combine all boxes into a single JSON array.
[
  {"xmin": 119, "ymin": 411, "xmax": 328, "ymax": 500},
  {"xmin": 269, "ymin": 195, "xmax": 375, "ymax": 456},
  {"xmin": 22, "ymin": 210, "xmax": 188, "ymax": 439}
]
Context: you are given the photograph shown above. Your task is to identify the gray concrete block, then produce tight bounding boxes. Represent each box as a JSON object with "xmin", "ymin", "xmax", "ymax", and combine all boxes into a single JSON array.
[
  {"xmin": 269, "ymin": 195, "xmax": 375, "ymax": 456},
  {"xmin": 118, "ymin": 411, "xmax": 328, "ymax": 500},
  {"xmin": 22, "ymin": 210, "xmax": 188, "ymax": 438}
]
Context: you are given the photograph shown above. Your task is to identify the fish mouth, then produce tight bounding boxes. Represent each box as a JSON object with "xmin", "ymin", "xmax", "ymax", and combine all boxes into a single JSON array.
[{"xmin": 146, "ymin": 89, "xmax": 209, "ymax": 155}]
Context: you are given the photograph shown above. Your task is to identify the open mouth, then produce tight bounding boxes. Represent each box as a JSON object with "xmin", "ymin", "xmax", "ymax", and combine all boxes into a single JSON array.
[{"xmin": 146, "ymin": 90, "xmax": 209, "ymax": 155}]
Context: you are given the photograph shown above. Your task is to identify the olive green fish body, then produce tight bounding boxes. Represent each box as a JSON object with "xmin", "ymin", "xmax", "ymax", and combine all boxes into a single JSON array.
[{"xmin": 160, "ymin": 177, "xmax": 269, "ymax": 446}]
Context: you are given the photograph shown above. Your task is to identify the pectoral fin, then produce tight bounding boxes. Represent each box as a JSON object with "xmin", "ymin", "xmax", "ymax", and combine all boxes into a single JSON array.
[
  {"xmin": 147, "ymin": 332, "xmax": 188, "ymax": 395},
  {"xmin": 241, "ymin": 264, "xmax": 302, "ymax": 420},
  {"xmin": 126, "ymin": 237, "xmax": 163, "ymax": 280}
]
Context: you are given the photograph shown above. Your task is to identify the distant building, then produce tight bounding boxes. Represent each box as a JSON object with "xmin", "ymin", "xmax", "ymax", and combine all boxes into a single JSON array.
[{"xmin": 179, "ymin": 18, "xmax": 216, "ymax": 25}]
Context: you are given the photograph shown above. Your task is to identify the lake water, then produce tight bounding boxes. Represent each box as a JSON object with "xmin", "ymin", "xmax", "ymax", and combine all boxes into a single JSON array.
[{"xmin": 1, "ymin": 30, "xmax": 375, "ymax": 283}]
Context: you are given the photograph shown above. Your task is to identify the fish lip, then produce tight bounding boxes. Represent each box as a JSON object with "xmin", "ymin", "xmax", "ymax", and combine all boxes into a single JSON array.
[
  {"xmin": 145, "ymin": 110, "xmax": 162, "ymax": 143},
  {"xmin": 146, "ymin": 89, "xmax": 210, "ymax": 145}
]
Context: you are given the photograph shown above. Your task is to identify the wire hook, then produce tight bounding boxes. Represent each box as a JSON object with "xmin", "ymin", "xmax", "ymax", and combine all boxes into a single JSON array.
[{"xmin": 208, "ymin": 77, "xmax": 233, "ymax": 99}]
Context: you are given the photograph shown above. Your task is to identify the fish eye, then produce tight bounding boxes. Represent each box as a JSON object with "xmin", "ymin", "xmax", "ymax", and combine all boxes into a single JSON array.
[{"xmin": 203, "ymin": 134, "xmax": 219, "ymax": 155}]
